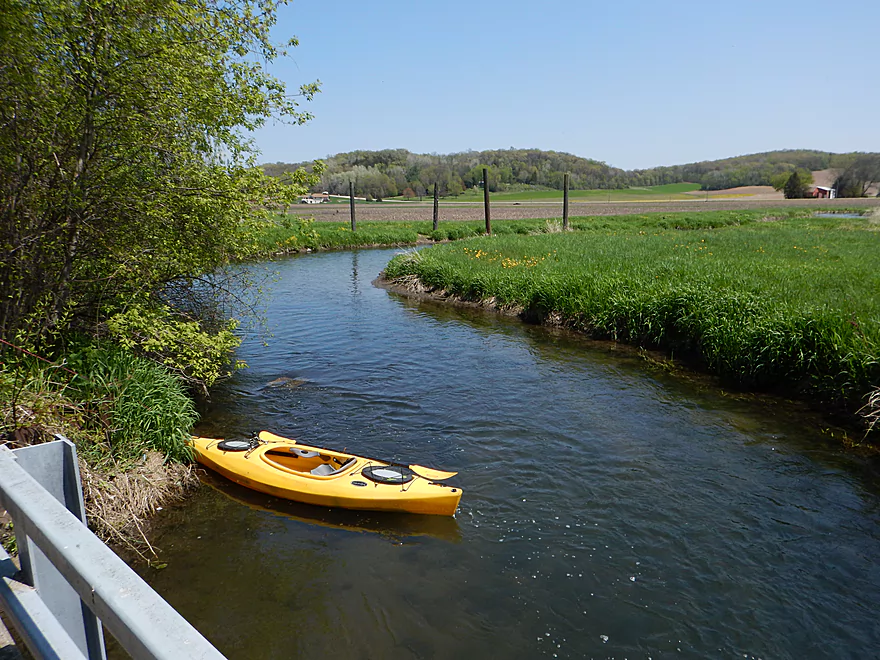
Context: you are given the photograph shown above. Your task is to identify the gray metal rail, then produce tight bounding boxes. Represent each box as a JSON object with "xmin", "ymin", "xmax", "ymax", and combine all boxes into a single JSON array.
[{"xmin": 0, "ymin": 440, "xmax": 226, "ymax": 659}]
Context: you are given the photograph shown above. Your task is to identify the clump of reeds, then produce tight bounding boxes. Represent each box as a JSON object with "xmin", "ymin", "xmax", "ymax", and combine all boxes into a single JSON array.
[
  {"xmin": 65, "ymin": 343, "xmax": 197, "ymax": 464},
  {"xmin": 541, "ymin": 219, "xmax": 565, "ymax": 233}
]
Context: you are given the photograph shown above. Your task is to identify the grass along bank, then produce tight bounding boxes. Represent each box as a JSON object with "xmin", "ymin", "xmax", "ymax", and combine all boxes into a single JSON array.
[
  {"xmin": 247, "ymin": 207, "xmax": 838, "ymax": 255},
  {"xmin": 382, "ymin": 210, "xmax": 880, "ymax": 441},
  {"xmin": 1, "ymin": 342, "xmax": 199, "ymax": 559},
  {"xmin": 247, "ymin": 215, "xmax": 537, "ymax": 254},
  {"xmin": 5, "ymin": 207, "xmax": 870, "ymax": 556}
]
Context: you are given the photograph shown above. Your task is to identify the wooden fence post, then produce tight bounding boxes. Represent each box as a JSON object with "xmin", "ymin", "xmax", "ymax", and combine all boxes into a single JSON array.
[
  {"xmin": 433, "ymin": 183, "xmax": 439, "ymax": 231},
  {"xmin": 563, "ymin": 172, "xmax": 570, "ymax": 230},
  {"xmin": 483, "ymin": 167, "xmax": 491, "ymax": 235},
  {"xmin": 349, "ymin": 181, "xmax": 356, "ymax": 232}
]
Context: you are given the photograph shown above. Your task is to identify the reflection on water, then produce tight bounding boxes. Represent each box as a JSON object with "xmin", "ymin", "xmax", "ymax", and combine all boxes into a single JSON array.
[
  {"xmin": 130, "ymin": 249, "xmax": 880, "ymax": 660},
  {"xmin": 198, "ymin": 469, "xmax": 462, "ymax": 543}
]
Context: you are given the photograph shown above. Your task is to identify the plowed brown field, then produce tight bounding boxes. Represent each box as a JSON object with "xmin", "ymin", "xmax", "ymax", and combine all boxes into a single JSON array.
[{"xmin": 299, "ymin": 197, "xmax": 880, "ymax": 223}]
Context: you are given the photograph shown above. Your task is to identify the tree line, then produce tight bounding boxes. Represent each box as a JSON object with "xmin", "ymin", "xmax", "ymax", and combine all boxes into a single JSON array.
[
  {"xmin": 263, "ymin": 148, "xmax": 880, "ymax": 199},
  {"xmin": 263, "ymin": 148, "xmax": 630, "ymax": 200}
]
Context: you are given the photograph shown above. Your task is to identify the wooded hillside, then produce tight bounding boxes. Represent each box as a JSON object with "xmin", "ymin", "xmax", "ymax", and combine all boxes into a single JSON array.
[{"xmin": 263, "ymin": 148, "xmax": 880, "ymax": 199}]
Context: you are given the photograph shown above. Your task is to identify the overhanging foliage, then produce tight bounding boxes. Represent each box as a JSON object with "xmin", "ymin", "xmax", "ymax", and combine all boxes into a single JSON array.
[{"xmin": 0, "ymin": 0, "xmax": 319, "ymax": 362}]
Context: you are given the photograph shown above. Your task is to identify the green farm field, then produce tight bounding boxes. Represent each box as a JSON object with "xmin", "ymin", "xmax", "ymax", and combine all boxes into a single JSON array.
[
  {"xmin": 483, "ymin": 182, "xmax": 702, "ymax": 201},
  {"xmin": 383, "ymin": 210, "xmax": 880, "ymax": 434}
]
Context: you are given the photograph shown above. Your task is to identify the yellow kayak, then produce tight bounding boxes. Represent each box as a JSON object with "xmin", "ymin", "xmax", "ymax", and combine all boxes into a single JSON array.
[{"xmin": 190, "ymin": 431, "xmax": 463, "ymax": 516}]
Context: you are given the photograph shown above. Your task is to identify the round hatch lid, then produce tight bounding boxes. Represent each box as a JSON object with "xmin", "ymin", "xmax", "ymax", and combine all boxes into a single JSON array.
[
  {"xmin": 217, "ymin": 439, "xmax": 253, "ymax": 452},
  {"xmin": 361, "ymin": 465, "xmax": 415, "ymax": 484}
]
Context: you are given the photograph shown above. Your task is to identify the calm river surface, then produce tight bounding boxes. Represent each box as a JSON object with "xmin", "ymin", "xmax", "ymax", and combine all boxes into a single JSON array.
[{"xmin": 133, "ymin": 249, "xmax": 880, "ymax": 659}]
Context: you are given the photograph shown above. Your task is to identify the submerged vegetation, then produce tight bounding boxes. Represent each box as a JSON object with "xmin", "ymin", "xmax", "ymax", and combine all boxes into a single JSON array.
[{"xmin": 383, "ymin": 210, "xmax": 880, "ymax": 440}]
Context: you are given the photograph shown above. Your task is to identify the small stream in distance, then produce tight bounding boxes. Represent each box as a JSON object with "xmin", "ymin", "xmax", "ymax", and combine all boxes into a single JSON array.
[{"xmin": 130, "ymin": 248, "xmax": 880, "ymax": 659}]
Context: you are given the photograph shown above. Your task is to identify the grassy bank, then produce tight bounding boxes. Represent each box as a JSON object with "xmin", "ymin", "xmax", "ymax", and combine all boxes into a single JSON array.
[
  {"xmin": 5, "ymin": 205, "xmax": 873, "ymax": 557},
  {"xmin": 246, "ymin": 215, "xmax": 520, "ymax": 254},
  {"xmin": 383, "ymin": 210, "xmax": 880, "ymax": 439},
  {"xmin": 248, "ymin": 208, "xmax": 830, "ymax": 255},
  {"xmin": 0, "ymin": 342, "xmax": 199, "ymax": 556}
]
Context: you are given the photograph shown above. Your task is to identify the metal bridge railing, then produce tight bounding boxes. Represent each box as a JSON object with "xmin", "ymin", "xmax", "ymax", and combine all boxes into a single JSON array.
[{"xmin": 0, "ymin": 438, "xmax": 226, "ymax": 660}]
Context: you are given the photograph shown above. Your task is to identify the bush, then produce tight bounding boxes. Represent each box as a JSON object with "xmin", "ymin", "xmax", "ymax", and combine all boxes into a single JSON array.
[{"xmin": 106, "ymin": 306, "xmax": 241, "ymax": 389}]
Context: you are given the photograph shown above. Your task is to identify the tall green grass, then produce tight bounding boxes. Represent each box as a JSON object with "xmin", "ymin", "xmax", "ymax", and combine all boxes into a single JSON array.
[
  {"xmin": 247, "ymin": 216, "xmax": 538, "ymax": 254},
  {"xmin": 248, "ymin": 217, "xmax": 424, "ymax": 254},
  {"xmin": 249, "ymin": 208, "xmax": 824, "ymax": 255},
  {"xmin": 1, "ymin": 343, "xmax": 196, "ymax": 465},
  {"xmin": 384, "ymin": 213, "xmax": 880, "ymax": 424},
  {"xmin": 67, "ymin": 344, "xmax": 197, "ymax": 463}
]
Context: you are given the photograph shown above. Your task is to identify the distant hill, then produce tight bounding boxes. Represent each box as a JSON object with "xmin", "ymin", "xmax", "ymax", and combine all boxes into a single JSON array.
[
  {"xmin": 262, "ymin": 148, "xmax": 880, "ymax": 199},
  {"xmin": 633, "ymin": 150, "xmax": 876, "ymax": 191}
]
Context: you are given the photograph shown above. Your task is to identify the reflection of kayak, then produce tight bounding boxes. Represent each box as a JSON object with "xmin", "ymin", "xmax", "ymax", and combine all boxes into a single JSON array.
[
  {"xmin": 198, "ymin": 469, "xmax": 463, "ymax": 543},
  {"xmin": 190, "ymin": 431, "xmax": 463, "ymax": 516}
]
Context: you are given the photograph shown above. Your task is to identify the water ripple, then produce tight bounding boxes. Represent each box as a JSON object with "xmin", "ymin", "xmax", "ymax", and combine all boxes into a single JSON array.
[{"xmin": 146, "ymin": 249, "xmax": 880, "ymax": 660}]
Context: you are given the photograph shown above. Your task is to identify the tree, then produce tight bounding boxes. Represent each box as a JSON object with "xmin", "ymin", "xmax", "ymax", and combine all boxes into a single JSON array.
[
  {"xmin": 772, "ymin": 168, "xmax": 813, "ymax": 192},
  {"xmin": 359, "ymin": 169, "xmax": 397, "ymax": 200},
  {"xmin": 783, "ymin": 171, "xmax": 808, "ymax": 199},
  {"xmin": 771, "ymin": 172, "xmax": 791, "ymax": 191},
  {"xmin": 444, "ymin": 174, "xmax": 465, "ymax": 197},
  {"xmin": 833, "ymin": 155, "xmax": 880, "ymax": 197},
  {"xmin": 0, "ymin": 0, "xmax": 319, "ymax": 358}
]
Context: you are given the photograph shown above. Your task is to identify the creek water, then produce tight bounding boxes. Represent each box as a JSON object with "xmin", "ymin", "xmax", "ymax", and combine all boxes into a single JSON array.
[{"xmin": 128, "ymin": 249, "xmax": 880, "ymax": 659}]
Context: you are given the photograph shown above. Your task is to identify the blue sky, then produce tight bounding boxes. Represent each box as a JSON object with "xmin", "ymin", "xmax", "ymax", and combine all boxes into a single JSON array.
[{"xmin": 253, "ymin": 0, "xmax": 880, "ymax": 170}]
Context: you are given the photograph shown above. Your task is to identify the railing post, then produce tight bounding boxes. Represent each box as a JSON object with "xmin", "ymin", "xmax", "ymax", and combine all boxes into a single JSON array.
[
  {"xmin": 483, "ymin": 167, "xmax": 491, "ymax": 235},
  {"xmin": 563, "ymin": 172, "xmax": 570, "ymax": 230},
  {"xmin": 433, "ymin": 183, "xmax": 439, "ymax": 232},
  {"xmin": 349, "ymin": 181, "xmax": 356, "ymax": 232},
  {"xmin": 12, "ymin": 439, "xmax": 106, "ymax": 660}
]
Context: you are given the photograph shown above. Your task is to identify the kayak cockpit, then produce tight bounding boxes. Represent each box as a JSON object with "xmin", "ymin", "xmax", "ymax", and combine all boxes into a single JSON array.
[{"xmin": 262, "ymin": 447, "xmax": 358, "ymax": 478}]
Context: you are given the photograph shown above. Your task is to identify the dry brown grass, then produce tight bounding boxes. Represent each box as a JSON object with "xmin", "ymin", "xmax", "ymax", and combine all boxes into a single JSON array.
[
  {"xmin": 2, "ymin": 422, "xmax": 198, "ymax": 562},
  {"xmin": 79, "ymin": 452, "xmax": 198, "ymax": 562},
  {"xmin": 859, "ymin": 388, "xmax": 880, "ymax": 438}
]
